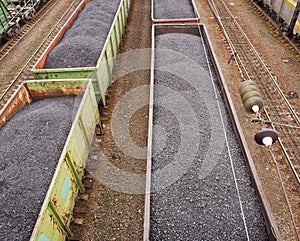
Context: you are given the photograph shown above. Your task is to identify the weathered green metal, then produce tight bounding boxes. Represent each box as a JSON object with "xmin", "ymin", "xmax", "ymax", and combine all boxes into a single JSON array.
[
  {"xmin": 0, "ymin": 0, "xmax": 9, "ymax": 35},
  {"xmin": 0, "ymin": 79, "xmax": 100, "ymax": 241},
  {"xmin": 65, "ymin": 153, "xmax": 84, "ymax": 192},
  {"xmin": 31, "ymin": 0, "xmax": 130, "ymax": 104},
  {"xmin": 26, "ymin": 79, "xmax": 87, "ymax": 93},
  {"xmin": 48, "ymin": 201, "xmax": 72, "ymax": 237},
  {"xmin": 29, "ymin": 79, "xmax": 100, "ymax": 241}
]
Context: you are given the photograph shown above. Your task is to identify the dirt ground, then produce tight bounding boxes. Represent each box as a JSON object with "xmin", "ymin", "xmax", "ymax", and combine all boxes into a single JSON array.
[
  {"xmin": 0, "ymin": 0, "xmax": 76, "ymax": 86},
  {"xmin": 70, "ymin": 0, "xmax": 151, "ymax": 240}
]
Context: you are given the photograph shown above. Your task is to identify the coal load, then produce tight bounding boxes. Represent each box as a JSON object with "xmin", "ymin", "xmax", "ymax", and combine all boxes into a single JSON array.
[
  {"xmin": 153, "ymin": 0, "xmax": 196, "ymax": 19},
  {"xmin": 150, "ymin": 32, "xmax": 268, "ymax": 240},
  {"xmin": 44, "ymin": 0, "xmax": 121, "ymax": 68},
  {"xmin": 0, "ymin": 96, "xmax": 79, "ymax": 240}
]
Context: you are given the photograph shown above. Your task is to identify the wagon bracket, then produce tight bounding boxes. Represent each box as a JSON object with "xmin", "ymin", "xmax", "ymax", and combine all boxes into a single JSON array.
[{"xmin": 48, "ymin": 201, "xmax": 73, "ymax": 237}]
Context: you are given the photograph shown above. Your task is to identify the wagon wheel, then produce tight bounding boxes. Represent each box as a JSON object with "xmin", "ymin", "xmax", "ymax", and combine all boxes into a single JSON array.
[
  {"xmin": 23, "ymin": 9, "xmax": 35, "ymax": 23},
  {"xmin": 4, "ymin": 23, "xmax": 20, "ymax": 40}
]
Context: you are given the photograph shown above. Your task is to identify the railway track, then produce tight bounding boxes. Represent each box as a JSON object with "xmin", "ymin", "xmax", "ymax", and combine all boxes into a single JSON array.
[
  {"xmin": 0, "ymin": 0, "xmax": 57, "ymax": 61},
  {"xmin": 248, "ymin": 0, "xmax": 300, "ymax": 53},
  {"xmin": 207, "ymin": 0, "xmax": 300, "ymax": 237},
  {"xmin": 0, "ymin": 0, "xmax": 82, "ymax": 110}
]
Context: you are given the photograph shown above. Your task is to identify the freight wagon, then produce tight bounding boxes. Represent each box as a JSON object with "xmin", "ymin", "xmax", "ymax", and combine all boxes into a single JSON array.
[
  {"xmin": 151, "ymin": 0, "xmax": 200, "ymax": 24},
  {"xmin": 0, "ymin": 0, "xmax": 131, "ymax": 239},
  {"xmin": 32, "ymin": 0, "xmax": 131, "ymax": 105},
  {"xmin": 0, "ymin": 0, "xmax": 46, "ymax": 40},
  {"xmin": 257, "ymin": 0, "xmax": 300, "ymax": 36},
  {"xmin": 144, "ymin": 23, "xmax": 280, "ymax": 241},
  {"xmin": 0, "ymin": 79, "xmax": 100, "ymax": 241}
]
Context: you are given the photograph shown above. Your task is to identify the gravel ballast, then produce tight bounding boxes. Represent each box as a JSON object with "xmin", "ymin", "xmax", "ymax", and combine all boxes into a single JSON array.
[
  {"xmin": 0, "ymin": 96, "xmax": 79, "ymax": 240},
  {"xmin": 150, "ymin": 32, "xmax": 268, "ymax": 240},
  {"xmin": 153, "ymin": 0, "xmax": 196, "ymax": 20},
  {"xmin": 44, "ymin": 0, "xmax": 121, "ymax": 68}
]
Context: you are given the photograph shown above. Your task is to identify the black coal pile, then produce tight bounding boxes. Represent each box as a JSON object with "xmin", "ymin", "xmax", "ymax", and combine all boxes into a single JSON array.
[
  {"xmin": 45, "ymin": 0, "xmax": 121, "ymax": 68},
  {"xmin": 0, "ymin": 96, "xmax": 78, "ymax": 240},
  {"xmin": 150, "ymin": 32, "xmax": 268, "ymax": 240},
  {"xmin": 153, "ymin": 0, "xmax": 196, "ymax": 20}
]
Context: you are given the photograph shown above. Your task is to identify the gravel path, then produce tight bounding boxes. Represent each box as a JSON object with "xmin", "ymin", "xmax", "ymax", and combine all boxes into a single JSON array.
[
  {"xmin": 150, "ymin": 32, "xmax": 268, "ymax": 240},
  {"xmin": 68, "ymin": 0, "xmax": 152, "ymax": 239},
  {"xmin": 44, "ymin": 0, "xmax": 121, "ymax": 68},
  {"xmin": 0, "ymin": 96, "xmax": 78, "ymax": 241},
  {"xmin": 153, "ymin": 0, "xmax": 196, "ymax": 19}
]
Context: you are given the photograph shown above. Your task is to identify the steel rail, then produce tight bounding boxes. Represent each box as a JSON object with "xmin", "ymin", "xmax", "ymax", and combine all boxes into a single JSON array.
[
  {"xmin": 228, "ymin": 9, "xmax": 300, "ymax": 124},
  {"xmin": 216, "ymin": 3, "xmax": 300, "ymax": 127},
  {"xmin": 264, "ymin": 107, "xmax": 300, "ymax": 184},
  {"xmin": 207, "ymin": 0, "xmax": 257, "ymax": 81},
  {"xmin": 0, "ymin": 0, "xmax": 81, "ymax": 108},
  {"xmin": 214, "ymin": 0, "xmax": 300, "ymax": 124},
  {"xmin": 218, "ymin": 3, "xmax": 300, "ymax": 170},
  {"xmin": 268, "ymin": 144, "xmax": 300, "ymax": 241},
  {"xmin": 207, "ymin": 0, "xmax": 300, "ymax": 238},
  {"xmin": 207, "ymin": 0, "xmax": 300, "ymax": 185},
  {"xmin": 249, "ymin": 0, "xmax": 300, "ymax": 55},
  {"xmin": 0, "ymin": 0, "xmax": 59, "ymax": 61}
]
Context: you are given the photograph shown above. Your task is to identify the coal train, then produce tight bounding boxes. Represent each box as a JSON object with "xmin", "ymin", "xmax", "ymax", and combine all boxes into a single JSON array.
[
  {"xmin": 0, "ymin": 0, "xmax": 130, "ymax": 240},
  {"xmin": 0, "ymin": 0, "xmax": 46, "ymax": 41},
  {"xmin": 256, "ymin": 0, "xmax": 300, "ymax": 37},
  {"xmin": 0, "ymin": 0, "xmax": 283, "ymax": 240}
]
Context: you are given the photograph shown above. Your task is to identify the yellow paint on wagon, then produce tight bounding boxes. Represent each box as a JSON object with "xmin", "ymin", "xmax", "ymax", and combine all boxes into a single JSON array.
[
  {"xmin": 283, "ymin": 0, "xmax": 297, "ymax": 9},
  {"xmin": 295, "ymin": 21, "xmax": 300, "ymax": 32}
]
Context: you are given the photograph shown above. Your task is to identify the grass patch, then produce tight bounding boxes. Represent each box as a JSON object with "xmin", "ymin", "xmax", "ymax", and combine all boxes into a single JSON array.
[
  {"xmin": 3, "ymin": 68, "xmax": 17, "ymax": 80},
  {"xmin": 47, "ymin": 22, "xmax": 52, "ymax": 29},
  {"xmin": 269, "ymin": 31, "xmax": 279, "ymax": 37}
]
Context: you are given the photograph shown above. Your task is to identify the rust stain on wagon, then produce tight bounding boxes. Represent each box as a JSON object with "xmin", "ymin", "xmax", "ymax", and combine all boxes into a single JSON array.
[{"xmin": 0, "ymin": 85, "xmax": 32, "ymax": 128}]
